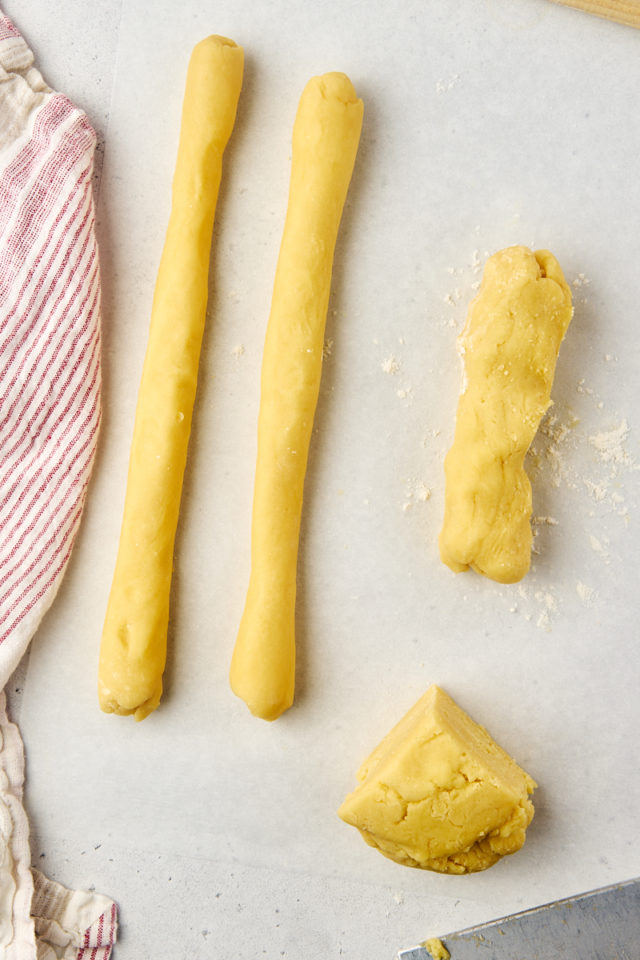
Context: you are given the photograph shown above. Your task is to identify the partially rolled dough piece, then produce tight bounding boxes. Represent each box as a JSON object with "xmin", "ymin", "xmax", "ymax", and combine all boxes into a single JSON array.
[{"xmin": 439, "ymin": 245, "xmax": 573, "ymax": 584}]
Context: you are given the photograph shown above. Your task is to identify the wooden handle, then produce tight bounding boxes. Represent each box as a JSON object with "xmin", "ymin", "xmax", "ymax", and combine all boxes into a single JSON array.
[{"xmin": 549, "ymin": 0, "xmax": 640, "ymax": 29}]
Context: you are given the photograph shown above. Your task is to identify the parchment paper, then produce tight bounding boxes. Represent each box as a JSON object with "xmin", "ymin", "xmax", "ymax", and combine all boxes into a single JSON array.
[{"xmin": 11, "ymin": 1, "xmax": 640, "ymax": 957}]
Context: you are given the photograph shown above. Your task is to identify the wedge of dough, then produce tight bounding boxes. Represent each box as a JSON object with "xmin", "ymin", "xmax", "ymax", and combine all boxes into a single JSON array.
[
  {"xmin": 98, "ymin": 37, "xmax": 243, "ymax": 720},
  {"xmin": 338, "ymin": 685, "xmax": 537, "ymax": 874},
  {"xmin": 439, "ymin": 246, "xmax": 573, "ymax": 583},
  {"xmin": 229, "ymin": 73, "xmax": 363, "ymax": 721}
]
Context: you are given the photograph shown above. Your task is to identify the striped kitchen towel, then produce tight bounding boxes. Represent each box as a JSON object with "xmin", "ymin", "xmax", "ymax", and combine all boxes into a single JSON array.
[
  {"xmin": 0, "ymin": 9, "xmax": 117, "ymax": 959},
  {"xmin": 0, "ymin": 11, "xmax": 101, "ymax": 676}
]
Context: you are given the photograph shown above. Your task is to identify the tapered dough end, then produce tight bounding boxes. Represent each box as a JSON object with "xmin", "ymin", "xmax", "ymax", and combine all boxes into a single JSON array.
[
  {"xmin": 312, "ymin": 71, "xmax": 361, "ymax": 105},
  {"xmin": 190, "ymin": 34, "xmax": 244, "ymax": 65},
  {"xmin": 195, "ymin": 34, "xmax": 240, "ymax": 50},
  {"xmin": 229, "ymin": 643, "xmax": 295, "ymax": 722},
  {"xmin": 98, "ymin": 676, "xmax": 163, "ymax": 722},
  {"xmin": 229, "ymin": 677, "xmax": 294, "ymax": 723},
  {"xmin": 230, "ymin": 605, "xmax": 295, "ymax": 722},
  {"xmin": 182, "ymin": 34, "xmax": 244, "ymax": 149},
  {"xmin": 290, "ymin": 71, "xmax": 363, "ymax": 187},
  {"xmin": 98, "ymin": 610, "xmax": 167, "ymax": 721},
  {"xmin": 298, "ymin": 71, "xmax": 363, "ymax": 120},
  {"xmin": 229, "ymin": 675, "xmax": 294, "ymax": 722},
  {"xmin": 188, "ymin": 34, "xmax": 244, "ymax": 80}
]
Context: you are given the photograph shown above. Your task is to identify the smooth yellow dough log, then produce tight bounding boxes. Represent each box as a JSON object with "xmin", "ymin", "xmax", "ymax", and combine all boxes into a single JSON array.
[
  {"xmin": 439, "ymin": 246, "xmax": 573, "ymax": 584},
  {"xmin": 98, "ymin": 36, "xmax": 244, "ymax": 720},
  {"xmin": 338, "ymin": 685, "xmax": 537, "ymax": 874},
  {"xmin": 229, "ymin": 73, "xmax": 363, "ymax": 721}
]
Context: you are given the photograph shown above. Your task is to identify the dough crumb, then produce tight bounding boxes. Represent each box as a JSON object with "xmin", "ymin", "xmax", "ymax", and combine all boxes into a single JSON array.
[
  {"xmin": 397, "ymin": 383, "xmax": 415, "ymax": 405},
  {"xmin": 381, "ymin": 355, "xmax": 400, "ymax": 375},
  {"xmin": 424, "ymin": 938, "xmax": 450, "ymax": 960},
  {"xmin": 403, "ymin": 477, "xmax": 433, "ymax": 511},
  {"xmin": 416, "ymin": 482, "xmax": 432, "ymax": 502}
]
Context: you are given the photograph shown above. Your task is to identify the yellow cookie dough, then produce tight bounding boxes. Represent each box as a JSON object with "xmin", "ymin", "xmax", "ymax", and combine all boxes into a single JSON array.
[
  {"xmin": 424, "ymin": 940, "xmax": 450, "ymax": 960},
  {"xmin": 229, "ymin": 73, "xmax": 363, "ymax": 721},
  {"xmin": 439, "ymin": 246, "xmax": 573, "ymax": 583},
  {"xmin": 338, "ymin": 685, "xmax": 536, "ymax": 874},
  {"xmin": 98, "ymin": 37, "xmax": 243, "ymax": 720}
]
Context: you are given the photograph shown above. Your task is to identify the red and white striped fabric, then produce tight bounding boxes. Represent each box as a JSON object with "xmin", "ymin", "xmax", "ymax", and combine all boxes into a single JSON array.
[
  {"xmin": 31, "ymin": 868, "xmax": 118, "ymax": 960},
  {"xmin": 0, "ymin": 10, "xmax": 101, "ymax": 681},
  {"xmin": 0, "ymin": 10, "xmax": 117, "ymax": 960}
]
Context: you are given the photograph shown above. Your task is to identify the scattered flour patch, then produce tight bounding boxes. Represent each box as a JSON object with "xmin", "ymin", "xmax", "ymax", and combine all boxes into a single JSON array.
[
  {"xmin": 498, "ymin": 580, "xmax": 560, "ymax": 631},
  {"xmin": 536, "ymin": 609, "xmax": 552, "ymax": 631},
  {"xmin": 571, "ymin": 272, "xmax": 591, "ymax": 306},
  {"xmin": 402, "ymin": 477, "xmax": 433, "ymax": 512},
  {"xmin": 589, "ymin": 534, "xmax": 610, "ymax": 564},
  {"xmin": 589, "ymin": 420, "xmax": 634, "ymax": 468},
  {"xmin": 576, "ymin": 581, "xmax": 597, "ymax": 606},
  {"xmin": 436, "ymin": 74, "xmax": 460, "ymax": 93},
  {"xmin": 530, "ymin": 401, "xmax": 636, "ymax": 524},
  {"xmin": 396, "ymin": 385, "xmax": 415, "ymax": 404},
  {"xmin": 534, "ymin": 590, "xmax": 557, "ymax": 614},
  {"xmin": 583, "ymin": 478, "xmax": 608, "ymax": 503},
  {"xmin": 381, "ymin": 355, "xmax": 400, "ymax": 375},
  {"xmin": 529, "ymin": 411, "xmax": 580, "ymax": 490}
]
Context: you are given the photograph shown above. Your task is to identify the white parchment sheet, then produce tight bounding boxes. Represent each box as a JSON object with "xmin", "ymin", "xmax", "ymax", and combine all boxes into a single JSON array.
[{"xmin": 13, "ymin": 1, "xmax": 640, "ymax": 957}]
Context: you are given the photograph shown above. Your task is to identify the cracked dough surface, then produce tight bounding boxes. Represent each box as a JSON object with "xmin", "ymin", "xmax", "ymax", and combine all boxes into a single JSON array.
[
  {"xmin": 439, "ymin": 246, "xmax": 573, "ymax": 584},
  {"xmin": 338, "ymin": 685, "xmax": 536, "ymax": 873}
]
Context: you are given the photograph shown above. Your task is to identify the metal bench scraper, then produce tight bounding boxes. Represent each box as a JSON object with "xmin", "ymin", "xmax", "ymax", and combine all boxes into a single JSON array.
[{"xmin": 395, "ymin": 877, "xmax": 640, "ymax": 959}]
